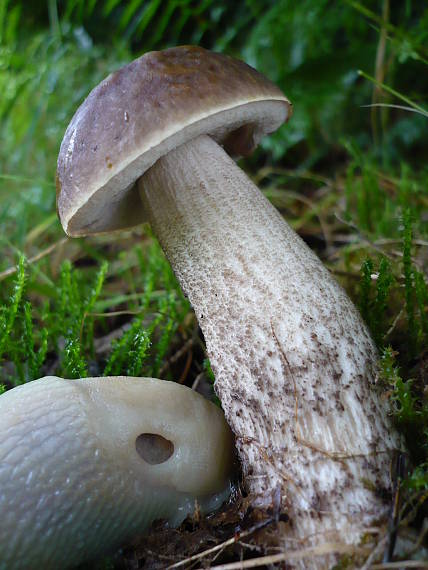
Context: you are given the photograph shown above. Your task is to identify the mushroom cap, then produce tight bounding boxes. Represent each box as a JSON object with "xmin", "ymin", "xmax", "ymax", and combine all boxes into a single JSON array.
[{"xmin": 56, "ymin": 45, "xmax": 291, "ymax": 236}]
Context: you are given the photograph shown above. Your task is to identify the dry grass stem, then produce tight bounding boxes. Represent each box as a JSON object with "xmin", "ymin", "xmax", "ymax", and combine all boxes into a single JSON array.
[
  {"xmin": 0, "ymin": 238, "xmax": 68, "ymax": 281},
  {"xmin": 197, "ymin": 542, "xmax": 368, "ymax": 569},
  {"xmin": 166, "ymin": 520, "xmax": 274, "ymax": 569}
]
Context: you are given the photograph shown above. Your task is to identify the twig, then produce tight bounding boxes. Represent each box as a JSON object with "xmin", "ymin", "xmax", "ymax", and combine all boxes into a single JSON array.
[
  {"xmin": 196, "ymin": 542, "xmax": 368, "ymax": 569},
  {"xmin": 363, "ymin": 103, "xmax": 428, "ymax": 117},
  {"xmin": 159, "ymin": 337, "xmax": 195, "ymax": 376},
  {"xmin": 191, "ymin": 371, "xmax": 205, "ymax": 391},
  {"xmin": 0, "ymin": 238, "xmax": 68, "ymax": 281},
  {"xmin": 89, "ymin": 309, "xmax": 142, "ymax": 318},
  {"xmin": 266, "ymin": 188, "xmax": 333, "ymax": 251},
  {"xmin": 330, "ymin": 268, "xmax": 361, "ymax": 280},
  {"xmin": 359, "ymin": 536, "xmax": 387, "ymax": 570},
  {"xmin": 384, "ymin": 308, "xmax": 404, "ymax": 340},
  {"xmin": 178, "ymin": 348, "xmax": 193, "ymax": 383},
  {"xmin": 166, "ymin": 519, "xmax": 274, "ymax": 569},
  {"xmin": 253, "ymin": 166, "xmax": 332, "ymax": 187},
  {"xmin": 334, "ymin": 214, "xmax": 394, "ymax": 259},
  {"xmin": 371, "ymin": 0, "xmax": 389, "ymax": 142},
  {"xmin": 371, "ymin": 562, "xmax": 428, "ymax": 569},
  {"xmin": 376, "ymin": 238, "xmax": 428, "ymax": 247},
  {"xmin": 383, "ymin": 452, "xmax": 408, "ymax": 562},
  {"xmin": 413, "ymin": 518, "xmax": 428, "ymax": 555}
]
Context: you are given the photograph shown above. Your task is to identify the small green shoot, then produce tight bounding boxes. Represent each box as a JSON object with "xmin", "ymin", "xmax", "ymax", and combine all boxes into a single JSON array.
[
  {"xmin": 380, "ymin": 347, "xmax": 428, "ymax": 462},
  {"xmin": 0, "ymin": 255, "xmax": 26, "ymax": 361},
  {"xmin": 359, "ymin": 257, "xmax": 394, "ymax": 348},
  {"xmin": 204, "ymin": 358, "xmax": 221, "ymax": 407}
]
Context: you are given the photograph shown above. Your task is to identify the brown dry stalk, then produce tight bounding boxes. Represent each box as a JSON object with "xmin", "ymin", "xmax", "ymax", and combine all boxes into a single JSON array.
[
  {"xmin": 166, "ymin": 519, "xmax": 274, "ymax": 569},
  {"xmin": 0, "ymin": 238, "xmax": 68, "ymax": 281},
  {"xmin": 197, "ymin": 542, "xmax": 369, "ymax": 570}
]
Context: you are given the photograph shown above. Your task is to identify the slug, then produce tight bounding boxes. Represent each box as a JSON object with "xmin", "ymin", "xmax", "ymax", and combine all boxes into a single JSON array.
[{"xmin": 0, "ymin": 376, "xmax": 234, "ymax": 569}]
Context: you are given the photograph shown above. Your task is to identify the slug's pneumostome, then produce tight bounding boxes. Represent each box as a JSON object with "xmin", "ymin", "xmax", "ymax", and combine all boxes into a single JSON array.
[{"xmin": 0, "ymin": 376, "xmax": 234, "ymax": 569}]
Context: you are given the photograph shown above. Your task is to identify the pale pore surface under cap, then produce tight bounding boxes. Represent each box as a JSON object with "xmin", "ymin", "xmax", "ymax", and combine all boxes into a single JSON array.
[
  {"xmin": 0, "ymin": 376, "xmax": 233, "ymax": 570},
  {"xmin": 139, "ymin": 135, "xmax": 401, "ymax": 555}
]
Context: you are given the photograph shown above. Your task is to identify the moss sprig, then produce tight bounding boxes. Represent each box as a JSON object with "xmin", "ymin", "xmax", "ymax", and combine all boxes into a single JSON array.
[
  {"xmin": 401, "ymin": 208, "xmax": 417, "ymax": 355},
  {"xmin": 0, "ymin": 255, "xmax": 26, "ymax": 362},
  {"xmin": 23, "ymin": 302, "xmax": 48, "ymax": 380},
  {"xmin": 359, "ymin": 256, "xmax": 394, "ymax": 348},
  {"xmin": 104, "ymin": 317, "xmax": 150, "ymax": 377},
  {"xmin": 380, "ymin": 347, "xmax": 428, "ymax": 462}
]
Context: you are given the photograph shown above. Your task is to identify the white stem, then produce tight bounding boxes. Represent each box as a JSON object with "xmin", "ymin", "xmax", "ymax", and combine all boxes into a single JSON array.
[{"xmin": 138, "ymin": 135, "xmax": 400, "ymax": 550}]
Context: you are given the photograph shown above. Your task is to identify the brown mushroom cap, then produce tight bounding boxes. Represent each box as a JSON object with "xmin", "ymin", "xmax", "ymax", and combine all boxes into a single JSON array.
[{"xmin": 56, "ymin": 46, "xmax": 291, "ymax": 236}]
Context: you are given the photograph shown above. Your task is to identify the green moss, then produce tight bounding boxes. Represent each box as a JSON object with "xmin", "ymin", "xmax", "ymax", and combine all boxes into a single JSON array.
[
  {"xmin": 402, "ymin": 209, "xmax": 417, "ymax": 355},
  {"xmin": 380, "ymin": 347, "xmax": 428, "ymax": 463},
  {"xmin": 0, "ymin": 254, "xmax": 26, "ymax": 363},
  {"xmin": 104, "ymin": 317, "xmax": 150, "ymax": 377},
  {"xmin": 359, "ymin": 256, "xmax": 394, "ymax": 348}
]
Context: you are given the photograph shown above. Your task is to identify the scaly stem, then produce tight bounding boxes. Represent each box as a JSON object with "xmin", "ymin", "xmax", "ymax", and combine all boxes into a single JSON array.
[{"xmin": 138, "ymin": 134, "xmax": 399, "ymax": 550}]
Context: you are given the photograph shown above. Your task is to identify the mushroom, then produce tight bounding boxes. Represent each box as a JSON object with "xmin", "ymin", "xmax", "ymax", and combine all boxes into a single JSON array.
[
  {"xmin": 56, "ymin": 46, "xmax": 401, "ymax": 555},
  {"xmin": 0, "ymin": 375, "xmax": 234, "ymax": 570}
]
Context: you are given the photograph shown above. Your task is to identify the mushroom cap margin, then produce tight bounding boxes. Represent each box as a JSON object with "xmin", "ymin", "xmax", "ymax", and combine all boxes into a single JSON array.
[{"xmin": 56, "ymin": 45, "xmax": 291, "ymax": 236}]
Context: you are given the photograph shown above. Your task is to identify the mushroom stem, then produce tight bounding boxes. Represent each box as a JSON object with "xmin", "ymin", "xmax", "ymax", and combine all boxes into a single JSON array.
[{"xmin": 139, "ymin": 134, "xmax": 400, "ymax": 547}]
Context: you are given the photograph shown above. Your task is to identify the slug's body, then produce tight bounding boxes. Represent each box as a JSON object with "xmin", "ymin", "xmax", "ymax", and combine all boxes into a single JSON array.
[{"xmin": 0, "ymin": 376, "xmax": 234, "ymax": 570}]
